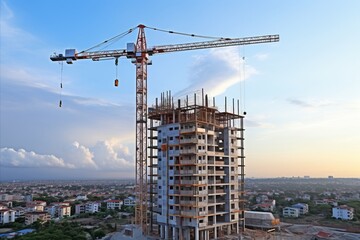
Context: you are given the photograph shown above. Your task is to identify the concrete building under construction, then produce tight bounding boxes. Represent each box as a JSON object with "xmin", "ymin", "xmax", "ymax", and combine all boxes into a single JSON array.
[{"xmin": 148, "ymin": 90, "xmax": 245, "ymax": 240}]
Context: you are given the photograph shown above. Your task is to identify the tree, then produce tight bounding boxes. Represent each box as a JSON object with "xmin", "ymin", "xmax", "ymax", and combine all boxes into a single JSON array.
[{"xmin": 93, "ymin": 229, "xmax": 106, "ymax": 239}]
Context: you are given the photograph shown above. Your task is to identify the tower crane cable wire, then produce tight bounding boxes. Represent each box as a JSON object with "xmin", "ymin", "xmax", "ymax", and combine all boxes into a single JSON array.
[
  {"xmin": 78, "ymin": 26, "xmax": 138, "ymax": 53},
  {"xmin": 78, "ymin": 24, "xmax": 236, "ymax": 55},
  {"xmin": 145, "ymin": 25, "xmax": 229, "ymax": 40}
]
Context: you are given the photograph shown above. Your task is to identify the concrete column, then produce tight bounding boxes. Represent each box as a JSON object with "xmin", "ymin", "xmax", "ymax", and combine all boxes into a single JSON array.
[
  {"xmin": 214, "ymin": 227, "xmax": 217, "ymax": 239},
  {"xmin": 160, "ymin": 225, "xmax": 164, "ymax": 239},
  {"xmin": 165, "ymin": 225, "xmax": 169, "ymax": 239},
  {"xmin": 172, "ymin": 227, "xmax": 177, "ymax": 240},
  {"xmin": 227, "ymin": 225, "xmax": 231, "ymax": 235},
  {"xmin": 236, "ymin": 222, "xmax": 239, "ymax": 234},
  {"xmin": 184, "ymin": 228, "xmax": 190, "ymax": 240},
  {"xmin": 195, "ymin": 227, "xmax": 199, "ymax": 240}
]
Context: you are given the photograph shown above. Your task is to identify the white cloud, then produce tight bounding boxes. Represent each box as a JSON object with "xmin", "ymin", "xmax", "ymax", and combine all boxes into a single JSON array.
[
  {"xmin": 175, "ymin": 47, "xmax": 257, "ymax": 98},
  {"xmin": 0, "ymin": 147, "xmax": 73, "ymax": 168},
  {"xmin": 0, "ymin": 139, "xmax": 134, "ymax": 172},
  {"xmin": 91, "ymin": 140, "xmax": 134, "ymax": 170},
  {"xmin": 62, "ymin": 142, "xmax": 98, "ymax": 169}
]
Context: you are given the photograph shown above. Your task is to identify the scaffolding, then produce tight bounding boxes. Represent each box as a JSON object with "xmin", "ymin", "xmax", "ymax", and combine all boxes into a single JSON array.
[{"xmin": 148, "ymin": 90, "xmax": 245, "ymax": 240}]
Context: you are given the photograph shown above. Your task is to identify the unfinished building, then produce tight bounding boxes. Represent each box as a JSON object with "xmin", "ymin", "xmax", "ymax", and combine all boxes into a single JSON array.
[{"xmin": 148, "ymin": 90, "xmax": 245, "ymax": 240}]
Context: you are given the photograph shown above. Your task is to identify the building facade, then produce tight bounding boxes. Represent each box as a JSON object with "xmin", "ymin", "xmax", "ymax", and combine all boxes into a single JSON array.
[
  {"xmin": 148, "ymin": 91, "xmax": 245, "ymax": 240},
  {"xmin": 291, "ymin": 203, "xmax": 309, "ymax": 215},
  {"xmin": 106, "ymin": 200, "xmax": 122, "ymax": 210},
  {"xmin": 75, "ymin": 202, "xmax": 99, "ymax": 215},
  {"xmin": 332, "ymin": 205, "xmax": 354, "ymax": 220},
  {"xmin": 0, "ymin": 209, "xmax": 15, "ymax": 224},
  {"xmin": 25, "ymin": 212, "xmax": 50, "ymax": 225},
  {"xmin": 283, "ymin": 207, "xmax": 300, "ymax": 218}
]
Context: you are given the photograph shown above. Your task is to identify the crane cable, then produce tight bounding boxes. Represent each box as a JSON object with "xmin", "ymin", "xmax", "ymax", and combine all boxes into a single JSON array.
[
  {"xmin": 78, "ymin": 26, "xmax": 138, "ymax": 53},
  {"xmin": 78, "ymin": 25, "xmax": 232, "ymax": 55},
  {"xmin": 145, "ymin": 25, "xmax": 231, "ymax": 40},
  {"xmin": 59, "ymin": 61, "xmax": 63, "ymax": 107}
]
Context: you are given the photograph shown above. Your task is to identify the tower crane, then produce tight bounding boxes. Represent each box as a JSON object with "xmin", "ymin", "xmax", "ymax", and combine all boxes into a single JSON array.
[{"xmin": 50, "ymin": 24, "xmax": 279, "ymax": 233}]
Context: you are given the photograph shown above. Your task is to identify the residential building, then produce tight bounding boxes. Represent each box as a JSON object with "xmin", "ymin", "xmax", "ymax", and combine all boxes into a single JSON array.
[
  {"xmin": 25, "ymin": 212, "xmax": 50, "ymax": 225},
  {"xmin": 76, "ymin": 195, "xmax": 88, "ymax": 201},
  {"xmin": 148, "ymin": 92, "xmax": 245, "ymax": 240},
  {"xmin": 26, "ymin": 201, "xmax": 46, "ymax": 212},
  {"xmin": 58, "ymin": 205, "xmax": 71, "ymax": 218},
  {"xmin": 0, "ymin": 209, "xmax": 15, "ymax": 224},
  {"xmin": 283, "ymin": 207, "xmax": 300, "ymax": 218},
  {"xmin": 75, "ymin": 202, "xmax": 99, "ymax": 214},
  {"xmin": 123, "ymin": 197, "xmax": 135, "ymax": 206},
  {"xmin": 106, "ymin": 200, "xmax": 122, "ymax": 210},
  {"xmin": 0, "ymin": 194, "xmax": 13, "ymax": 201},
  {"xmin": 332, "ymin": 205, "xmax": 354, "ymax": 220},
  {"xmin": 252, "ymin": 203, "xmax": 274, "ymax": 212},
  {"xmin": 24, "ymin": 195, "xmax": 33, "ymax": 202},
  {"xmin": 291, "ymin": 203, "xmax": 309, "ymax": 215},
  {"xmin": 46, "ymin": 203, "xmax": 71, "ymax": 219},
  {"xmin": 315, "ymin": 199, "xmax": 338, "ymax": 207},
  {"xmin": 13, "ymin": 207, "xmax": 25, "ymax": 219}
]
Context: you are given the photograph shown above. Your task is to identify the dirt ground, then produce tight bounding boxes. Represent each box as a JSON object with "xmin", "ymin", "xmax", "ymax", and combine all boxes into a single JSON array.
[{"xmin": 0, "ymin": 228, "xmax": 13, "ymax": 233}]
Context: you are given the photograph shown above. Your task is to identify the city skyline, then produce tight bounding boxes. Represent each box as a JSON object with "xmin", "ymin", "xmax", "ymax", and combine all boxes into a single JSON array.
[{"xmin": 1, "ymin": 0, "xmax": 360, "ymax": 180}]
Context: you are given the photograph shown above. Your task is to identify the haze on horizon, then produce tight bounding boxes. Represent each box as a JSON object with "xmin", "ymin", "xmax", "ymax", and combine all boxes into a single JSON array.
[{"xmin": 1, "ymin": 1, "xmax": 360, "ymax": 181}]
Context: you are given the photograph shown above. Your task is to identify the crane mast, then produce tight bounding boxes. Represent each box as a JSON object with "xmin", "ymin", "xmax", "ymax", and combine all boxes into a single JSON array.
[
  {"xmin": 50, "ymin": 25, "xmax": 279, "ymax": 234},
  {"xmin": 134, "ymin": 25, "xmax": 148, "ymax": 230}
]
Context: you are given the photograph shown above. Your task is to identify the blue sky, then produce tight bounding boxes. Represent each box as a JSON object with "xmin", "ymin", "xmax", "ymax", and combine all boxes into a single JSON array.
[{"xmin": 1, "ymin": 0, "xmax": 359, "ymax": 180}]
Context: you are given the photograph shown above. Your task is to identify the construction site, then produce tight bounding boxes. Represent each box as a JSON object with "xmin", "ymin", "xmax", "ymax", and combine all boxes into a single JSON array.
[{"xmin": 50, "ymin": 24, "xmax": 280, "ymax": 239}]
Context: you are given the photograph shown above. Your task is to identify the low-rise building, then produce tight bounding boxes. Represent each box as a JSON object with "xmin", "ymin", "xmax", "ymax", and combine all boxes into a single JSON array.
[
  {"xmin": 76, "ymin": 195, "xmax": 88, "ymax": 201},
  {"xmin": 123, "ymin": 197, "xmax": 135, "ymax": 206},
  {"xmin": 332, "ymin": 205, "xmax": 354, "ymax": 220},
  {"xmin": 26, "ymin": 201, "xmax": 47, "ymax": 212},
  {"xmin": 25, "ymin": 211, "xmax": 50, "ymax": 225},
  {"xmin": 291, "ymin": 203, "xmax": 309, "ymax": 215},
  {"xmin": 0, "ymin": 208, "xmax": 15, "ymax": 224},
  {"xmin": 106, "ymin": 200, "xmax": 122, "ymax": 210},
  {"xmin": 75, "ymin": 202, "xmax": 99, "ymax": 214},
  {"xmin": 283, "ymin": 207, "xmax": 300, "ymax": 218},
  {"xmin": 46, "ymin": 203, "xmax": 71, "ymax": 219},
  {"xmin": 13, "ymin": 207, "xmax": 25, "ymax": 219}
]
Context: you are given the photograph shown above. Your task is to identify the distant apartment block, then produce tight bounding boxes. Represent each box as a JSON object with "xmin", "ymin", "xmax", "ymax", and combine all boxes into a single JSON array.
[
  {"xmin": 283, "ymin": 207, "xmax": 300, "ymax": 218},
  {"xmin": 332, "ymin": 205, "xmax": 354, "ymax": 220},
  {"xmin": 106, "ymin": 200, "xmax": 122, "ymax": 210},
  {"xmin": 315, "ymin": 199, "xmax": 338, "ymax": 207},
  {"xmin": 13, "ymin": 207, "xmax": 25, "ymax": 219},
  {"xmin": 0, "ymin": 194, "xmax": 12, "ymax": 201},
  {"xmin": 25, "ymin": 211, "xmax": 50, "ymax": 225},
  {"xmin": 75, "ymin": 202, "xmax": 99, "ymax": 214},
  {"xmin": 0, "ymin": 208, "xmax": 15, "ymax": 224},
  {"xmin": 46, "ymin": 202, "xmax": 71, "ymax": 219},
  {"xmin": 76, "ymin": 195, "xmax": 88, "ymax": 201},
  {"xmin": 291, "ymin": 203, "xmax": 309, "ymax": 215},
  {"xmin": 26, "ymin": 201, "xmax": 47, "ymax": 212},
  {"xmin": 123, "ymin": 197, "xmax": 135, "ymax": 206}
]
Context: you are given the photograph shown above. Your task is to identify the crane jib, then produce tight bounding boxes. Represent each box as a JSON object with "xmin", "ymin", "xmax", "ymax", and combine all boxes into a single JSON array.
[{"xmin": 50, "ymin": 34, "xmax": 279, "ymax": 63}]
